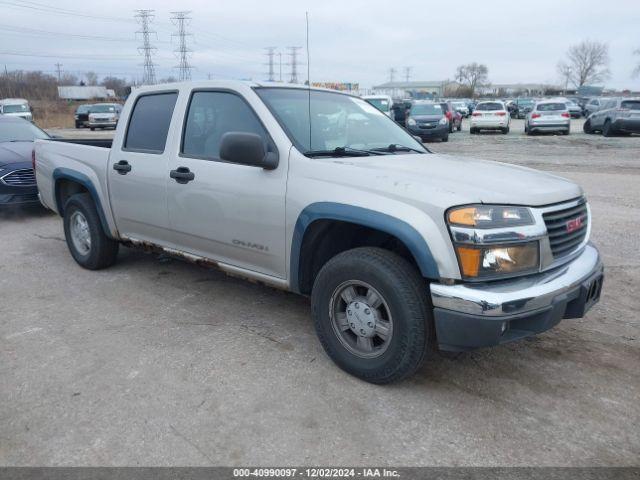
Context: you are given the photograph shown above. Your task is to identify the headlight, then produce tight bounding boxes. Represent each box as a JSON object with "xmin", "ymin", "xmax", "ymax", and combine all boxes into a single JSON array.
[
  {"xmin": 438, "ymin": 117, "xmax": 448, "ymax": 125},
  {"xmin": 407, "ymin": 118, "xmax": 416, "ymax": 126},
  {"xmin": 455, "ymin": 242, "xmax": 539, "ymax": 279},
  {"xmin": 448, "ymin": 205, "xmax": 534, "ymax": 228},
  {"xmin": 447, "ymin": 204, "xmax": 539, "ymax": 279}
]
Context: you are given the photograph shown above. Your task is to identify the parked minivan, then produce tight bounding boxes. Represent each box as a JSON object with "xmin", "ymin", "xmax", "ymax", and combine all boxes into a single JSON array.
[{"xmin": 0, "ymin": 98, "xmax": 33, "ymax": 122}]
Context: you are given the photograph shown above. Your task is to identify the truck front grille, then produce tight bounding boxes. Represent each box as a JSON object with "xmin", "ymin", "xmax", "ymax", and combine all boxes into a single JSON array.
[
  {"xmin": 543, "ymin": 199, "xmax": 589, "ymax": 259},
  {"xmin": 1, "ymin": 168, "xmax": 36, "ymax": 187}
]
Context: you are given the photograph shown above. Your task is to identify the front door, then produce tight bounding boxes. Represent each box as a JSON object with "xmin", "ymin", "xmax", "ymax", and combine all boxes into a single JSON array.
[{"xmin": 166, "ymin": 90, "xmax": 287, "ymax": 279}]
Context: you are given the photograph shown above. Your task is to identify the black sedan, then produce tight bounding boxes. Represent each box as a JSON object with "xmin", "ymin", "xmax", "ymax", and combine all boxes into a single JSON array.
[{"xmin": 0, "ymin": 116, "xmax": 50, "ymax": 207}]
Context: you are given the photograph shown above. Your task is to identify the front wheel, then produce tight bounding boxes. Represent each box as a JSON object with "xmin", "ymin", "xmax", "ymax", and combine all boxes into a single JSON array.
[
  {"xmin": 311, "ymin": 247, "xmax": 432, "ymax": 384},
  {"xmin": 583, "ymin": 119, "xmax": 593, "ymax": 134},
  {"xmin": 441, "ymin": 134, "xmax": 449, "ymax": 142},
  {"xmin": 63, "ymin": 193, "xmax": 119, "ymax": 270}
]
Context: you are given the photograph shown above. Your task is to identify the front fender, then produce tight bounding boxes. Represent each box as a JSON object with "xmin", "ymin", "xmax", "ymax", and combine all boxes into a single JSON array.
[{"xmin": 290, "ymin": 202, "xmax": 440, "ymax": 293}]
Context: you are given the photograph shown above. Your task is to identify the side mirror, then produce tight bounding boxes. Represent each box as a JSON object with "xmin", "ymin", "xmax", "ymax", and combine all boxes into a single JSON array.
[{"xmin": 219, "ymin": 132, "xmax": 278, "ymax": 170}]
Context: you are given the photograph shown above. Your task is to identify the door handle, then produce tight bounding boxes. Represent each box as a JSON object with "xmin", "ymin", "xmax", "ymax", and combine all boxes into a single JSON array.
[
  {"xmin": 170, "ymin": 166, "xmax": 195, "ymax": 184},
  {"xmin": 113, "ymin": 160, "xmax": 131, "ymax": 175}
]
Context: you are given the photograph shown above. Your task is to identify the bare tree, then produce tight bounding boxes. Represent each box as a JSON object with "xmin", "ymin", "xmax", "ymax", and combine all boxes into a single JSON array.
[
  {"xmin": 455, "ymin": 63, "xmax": 488, "ymax": 97},
  {"xmin": 561, "ymin": 40, "xmax": 610, "ymax": 87},
  {"xmin": 633, "ymin": 48, "xmax": 640, "ymax": 78},
  {"xmin": 101, "ymin": 76, "xmax": 129, "ymax": 97},
  {"xmin": 85, "ymin": 71, "xmax": 98, "ymax": 86},
  {"xmin": 557, "ymin": 61, "xmax": 573, "ymax": 92}
]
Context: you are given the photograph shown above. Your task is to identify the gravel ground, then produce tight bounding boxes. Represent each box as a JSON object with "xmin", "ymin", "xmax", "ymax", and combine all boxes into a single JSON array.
[{"xmin": 1, "ymin": 120, "xmax": 639, "ymax": 466}]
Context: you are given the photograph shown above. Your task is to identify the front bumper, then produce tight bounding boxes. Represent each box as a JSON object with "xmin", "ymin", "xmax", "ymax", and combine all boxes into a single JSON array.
[
  {"xmin": 88, "ymin": 121, "xmax": 117, "ymax": 128},
  {"xmin": 407, "ymin": 124, "xmax": 449, "ymax": 139},
  {"xmin": 430, "ymin": 244, "xmax": 603, "ymax": 351}
]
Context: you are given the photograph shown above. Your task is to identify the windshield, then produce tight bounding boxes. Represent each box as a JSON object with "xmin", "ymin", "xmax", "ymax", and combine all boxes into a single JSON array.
[
  {"xmin": 537, "ymin": 103, "xmax": 566, "ymax": 111},
  {"xmin": 77, "ymin": 105, "xmax": 92, "ymax": 113},
  {"xmin": 476, "ymin": 102, "xmax": 503, "ymax": 111},
  {"xmin": 91, "ymin": 104, "xmax": 117, "ymax": 113},
  {"xmin": 0, "ymin": 120, "xmax": 49, "ymax": 142},
  {"xmin": 365, "ymin": 98, "xmax": 390, "ymax": 112},
  {"xmin": 2, "ymin": 104, "xmax": 30, "ymax": 113},
  {"xmin": 621, "ymin": 100, "xmax": 640, "ymax": 110},
  {"xmin": 517, "ymin": 99, "xmax": 534, "ymax": 106},
  {"xmin": 410, "ymin": 103, "xmax": 442, "ymax": 116},
  {"xmin": 256, "ymin": 88, "xmax": 426, "ymax": 155}
]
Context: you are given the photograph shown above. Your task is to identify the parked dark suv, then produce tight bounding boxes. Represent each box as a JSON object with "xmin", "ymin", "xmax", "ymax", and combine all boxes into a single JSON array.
[
  {"xmin": 74, "ymin": 104, "xmax": 93, "ymax": 129},
  {"xmin": 406, "ymin": 101, "xmax": 450, "ymax": 142}
]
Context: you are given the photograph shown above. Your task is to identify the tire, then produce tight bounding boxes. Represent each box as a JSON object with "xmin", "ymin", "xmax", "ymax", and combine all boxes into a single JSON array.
[
  {"xmin": 562, "ymin": 129, "xmax": 569, "ymax": 136},
  {"xmin": 583, "ymin": 119, "xmax": 593, "ymax": 134},
  {"xmin": 311, "ymin": 247, "xmax": 432, "ymax": 384},
  {"xmin": 502, "ymin": 127, "xmax": 510, "ymax": 134},
  {"xmin": 456, "ymin": 122, "xmax": 462, "ymax": 132},
  {"xmin": 441, "ymin": 134, "xmax": 449, "ymax": 142},
  {"xmin": 470, "ymin": 127, "xmax": 477, "ymax": 134},
  {"xmin": 527, "ymin": 128, "xmax": 534, "ymax": 136},
  {"xmin": 63, "ymin": 193, "xmax": 119, "ymax": 270},
  {"xmin": 90, "ymin": 127, "xmax": 95, "ymax": 131},
  {"xmin": 602, "ymin": 119, "xmax": 614, "ymax": 137}
]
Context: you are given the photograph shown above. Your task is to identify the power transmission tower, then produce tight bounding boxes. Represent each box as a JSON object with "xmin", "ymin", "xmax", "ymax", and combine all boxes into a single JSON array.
[
  {"xmin": 287, "ymin": 46, "xmax": 302, "ymax": 84},
  {"xmin": 388, "ymin": 67, "xmax": 396, "ymax": 83},
  {"xmin": 264, "ymin": 47, "xmax": 277, "ymax": 82},
  {"xmin": 171, "ymin": 11, "xmax": 193, "ymax": 81},
  {"xmin": 135, "ymin": 9, "xmax": 157, "ymax": 85},
  {"xmin": 54, "ymin": 62, "xmax": 63, "ymax": 82},
  {"xmin": 403, "ymin": 66, "xmax": 412, "ymax": 82}
]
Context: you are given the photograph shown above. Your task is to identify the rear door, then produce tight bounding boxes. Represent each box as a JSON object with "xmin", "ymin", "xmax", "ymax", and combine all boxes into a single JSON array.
[{"xmin": 108, "ymin": 91, "xmax": 179, "ymax": 244}]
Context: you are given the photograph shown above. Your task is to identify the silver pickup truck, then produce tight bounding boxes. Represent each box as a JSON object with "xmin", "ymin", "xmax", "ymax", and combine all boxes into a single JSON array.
[{"xmin": 34, "ymin": 81, "xmax": 604, "ymax": 384}]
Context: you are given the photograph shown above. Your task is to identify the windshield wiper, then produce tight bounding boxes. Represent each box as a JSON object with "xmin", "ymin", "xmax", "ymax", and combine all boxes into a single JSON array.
[
  {"xmin": 371, "ymin": 144, "xmax": 427, "ymax": 154},
  {"xmin": 305, "ymin": 146, "xmax": 385, "ymax": 158}
]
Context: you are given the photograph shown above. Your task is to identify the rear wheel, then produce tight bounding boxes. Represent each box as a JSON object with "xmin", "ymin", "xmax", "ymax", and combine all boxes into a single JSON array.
[
  {"xmin": 583, "ymin": 119, "xmax": 593, "ymax": 134},
  {"xmin": 63, "ymin": 193, "xmax": 119, "ymax": 270},
  {"xmin": 311, "ymin": 247, "xmax": 432, "ymax": 384},
  {"xmin": 470, "ymin": 127, "xmax": 477, "ymax": 134},
  {"xmin": 90, "ymin": 127, "xmax": 95, "ymax": 131},
  {"xmin": 501, "ymin": 126, "xmax": 509, "ymax": 134},
  {"xmin": 456, "ymin": 122, "xmax": 462, "ymax": 132}
]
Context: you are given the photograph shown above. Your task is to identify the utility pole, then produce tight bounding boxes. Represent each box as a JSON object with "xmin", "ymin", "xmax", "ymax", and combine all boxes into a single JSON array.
[
  {"xmin": 287, "ymin": 46, "xmax": 302, "ymax": 84},
  {"xmin": 55, "ymin": 62, "xmax": 63, "ymax": 82},
  {"xmin": 403, "ymin": 66, "xmax": 412, "ymax": 83},
  {"xmin": 264, "ymin": 47, "xmax": 277, "ymax": 82},
  {"xmin": 388, "ymin": 67, "xmax": 396, "ymax": 83},
  {"xmin": 135, "ymin": 10, "xmax": 157, "ymax": 85},
  {"xmin": 171, "ymin": 11, "xmax": 193, "ymax": 81}
]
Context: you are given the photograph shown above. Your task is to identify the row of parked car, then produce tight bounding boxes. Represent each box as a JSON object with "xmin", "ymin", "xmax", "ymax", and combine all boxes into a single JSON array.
[
  {"xmin": 74, "ymin": 103, "xmax": 123, "ymax": 130},
  {"xmin": 362, "ymin": 94, "xmax": 640, "ymax": 140}
]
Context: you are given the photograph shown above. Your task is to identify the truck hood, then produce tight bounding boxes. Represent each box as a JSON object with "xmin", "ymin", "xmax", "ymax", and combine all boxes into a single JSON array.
[
  {"xmin": 0, "ymin": 141, "xmax": 33, "ymax": 167},
  {"xmin": 317, "ymin": 153, "xmax": 582, "ymax": 208}
]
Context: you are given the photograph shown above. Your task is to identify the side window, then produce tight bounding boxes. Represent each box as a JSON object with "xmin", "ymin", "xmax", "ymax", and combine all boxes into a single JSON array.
[
  {"xmin": 182, "ymin": 91, "xmax": 268, "ymax": 160},
  {"xmin": 124, "ymin": 92, "xmax": 178, "ymax": 153}
]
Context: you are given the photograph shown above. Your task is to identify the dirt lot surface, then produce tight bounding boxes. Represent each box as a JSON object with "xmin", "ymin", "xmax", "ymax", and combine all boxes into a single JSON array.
[{"xmin": 1, "ymin": 119, "xmax": 639, "ymax": 466}]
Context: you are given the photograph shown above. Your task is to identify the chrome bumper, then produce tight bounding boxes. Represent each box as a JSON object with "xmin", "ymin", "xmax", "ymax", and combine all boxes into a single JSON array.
[{"xmin": 431, "ymin": 244, "xmax": 602, "ymax": 317}]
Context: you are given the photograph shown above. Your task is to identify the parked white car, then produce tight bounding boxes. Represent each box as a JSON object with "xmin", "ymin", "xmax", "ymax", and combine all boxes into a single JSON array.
[
  {"xmin": 88, "ymin": 103, "xmax": 122, "ymax": 130},
  {"xmin": 362, "ymin": 95, "xmax": 393, "ymax": 118},
  {"xmin": 525, "ymin": 101, "xmax": 570, "ymax": 135},
  {"xmin": 0, "ymin": 98, "xmax": 33, "ymax": 122},
  {"xmin": 470, "ymin": 101, "xmax": 510, "ymax": 134}
]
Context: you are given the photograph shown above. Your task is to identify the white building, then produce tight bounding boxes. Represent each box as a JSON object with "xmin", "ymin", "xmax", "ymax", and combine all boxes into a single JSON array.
[{"xmin": 57, "ymin": 86, "xmax": 116, "ymax": 100}]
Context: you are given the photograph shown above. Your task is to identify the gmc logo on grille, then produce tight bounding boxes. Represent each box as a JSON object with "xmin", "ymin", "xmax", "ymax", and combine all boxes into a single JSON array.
[{"xmin": 566, "ymin": 217, "xmax": 583, "ymax": 233}]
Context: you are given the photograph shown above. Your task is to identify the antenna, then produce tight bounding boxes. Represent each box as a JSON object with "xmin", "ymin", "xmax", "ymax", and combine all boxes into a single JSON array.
[{"xmin": 306, "ymin": 11, "xmax": 312, "ymax": 151}]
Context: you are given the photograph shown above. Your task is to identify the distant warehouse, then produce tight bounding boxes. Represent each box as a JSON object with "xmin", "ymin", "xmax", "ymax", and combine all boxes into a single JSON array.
[
  {"xmin": 371, "ymin": 80, "xmax": 457, "ymax": 99},
  {"xmin": 57, "ymin": 86, "xmax": 116, "ymax": 101}
]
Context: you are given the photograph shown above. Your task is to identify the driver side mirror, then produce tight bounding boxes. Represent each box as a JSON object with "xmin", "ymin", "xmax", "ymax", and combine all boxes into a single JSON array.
[{"xmin": 219, "ymin": 132, "xmax": 278, "ymax": 170}]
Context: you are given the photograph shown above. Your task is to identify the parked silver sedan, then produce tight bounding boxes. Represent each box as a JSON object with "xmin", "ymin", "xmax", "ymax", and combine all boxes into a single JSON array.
[{"xmin": 525, "ymin": 101, "xmax": 571, "ymax": 135}]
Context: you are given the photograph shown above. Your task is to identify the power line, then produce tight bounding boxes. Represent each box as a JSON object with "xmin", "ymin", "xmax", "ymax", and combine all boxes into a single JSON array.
[
  {"xmin": 403, "ymin": 66, "xmax": 412, "ymax": 82},
  {"xmin": 135, "ymin": 9, "xmax": 157, "ymax": 85},
  {"xmin": 0, "ymin": 0, "xmax": 135, "ymax": 23},
  {"xmin": 171, "ymin": 11, "xmax": 193, "ymax": 81},
  {"xmin": 286, "ymin": 46, "xmax": 302, "ymax": 84},
  {"xmin": 264, "ymin": 47, "xmax": 277, "ymax": 82}
]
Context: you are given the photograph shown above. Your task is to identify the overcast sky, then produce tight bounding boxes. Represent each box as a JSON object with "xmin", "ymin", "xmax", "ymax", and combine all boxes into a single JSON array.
[{"xmin": 1, "ymin": 0, "xmax": 639, "ymax": 89}]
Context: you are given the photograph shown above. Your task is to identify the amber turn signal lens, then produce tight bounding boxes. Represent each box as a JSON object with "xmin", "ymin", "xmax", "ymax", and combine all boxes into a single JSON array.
[
  {"xmin": 448, "ymin": 207, "xmax": 478, "ymax": 226},
  {"xmin": 456, "ymin": 246, "xmax": 481, "ymax": 277}
]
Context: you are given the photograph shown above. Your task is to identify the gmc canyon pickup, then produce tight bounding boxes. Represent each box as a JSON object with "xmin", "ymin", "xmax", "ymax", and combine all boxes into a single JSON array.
[{"xmin": 34, "ymin": 81, "xmax": 604, "ymax": 384}]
